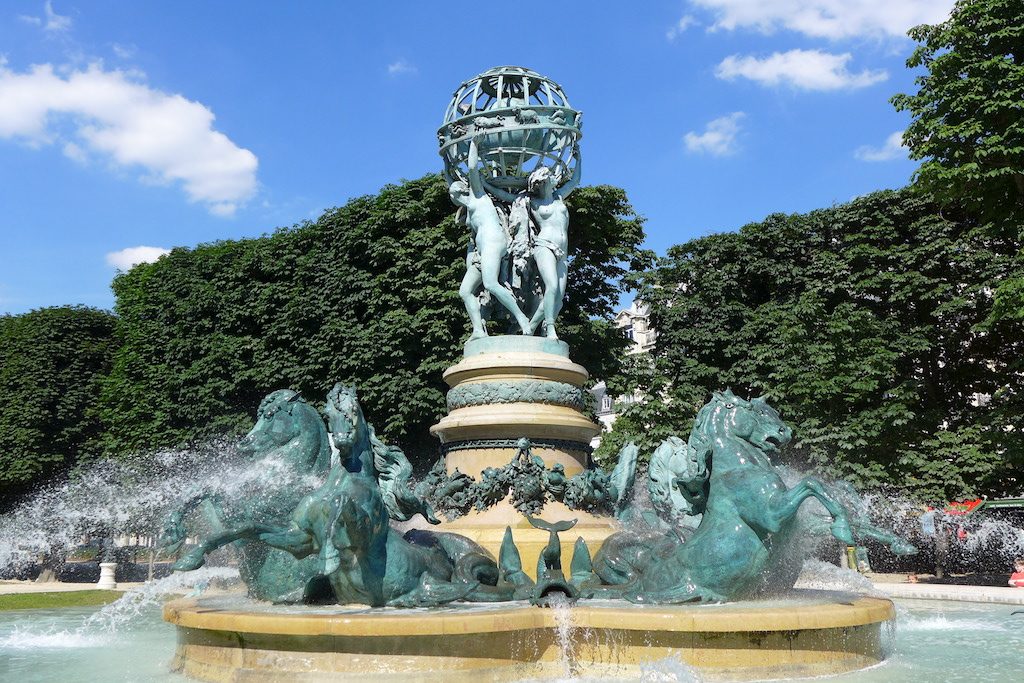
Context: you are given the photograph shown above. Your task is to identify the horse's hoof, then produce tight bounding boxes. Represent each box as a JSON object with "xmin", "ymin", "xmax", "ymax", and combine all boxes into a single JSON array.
[
  {"xmin": 173, "ymin": 551, "xmax": 206, "ymax": 572},
  {"xmin": 831, "ymin": 520, "xmax": 855, "ymax": 545},
  {"xmin": 892, "ymin": 541, "xmax": 918, "ymax": 556}
]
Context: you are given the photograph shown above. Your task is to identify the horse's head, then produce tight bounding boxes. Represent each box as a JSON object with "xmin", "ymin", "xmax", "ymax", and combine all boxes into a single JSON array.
[
  {"xmin": 704, "ymin": 390, "xmax": 792, "ymax": 456},
  {"xmin": 239, "ymin": 389, "xmax": 306, "ymax": 454},
  {"xmin": 325, "ymin": 383, "xmax": 370, "ymax": 469},
  {"xmin": 649, "ymin": 424, "xmax": 713, "ymax": 520},
  {"xmin": 239, "ymin": 389, "xmax": 331, "ymax": 474}
]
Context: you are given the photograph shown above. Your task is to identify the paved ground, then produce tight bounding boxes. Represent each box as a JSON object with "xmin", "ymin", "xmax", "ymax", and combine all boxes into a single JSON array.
[
  {"xmin": 864, "ymin": 571, "xmax": 1013, "ymax": 586},
  {"xmin": 0, "ymin": 580, "xmax": 144, "ymax": 595},
  {"xmin": 873, "ymin": 581, "xmax": 1024, "ymax": 605}
]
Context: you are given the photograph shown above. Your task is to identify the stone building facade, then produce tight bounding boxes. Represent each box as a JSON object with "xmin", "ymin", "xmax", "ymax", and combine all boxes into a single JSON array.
[{"xmin": 590, "ymin": 301, "xmax": 654, "ymax": 447}]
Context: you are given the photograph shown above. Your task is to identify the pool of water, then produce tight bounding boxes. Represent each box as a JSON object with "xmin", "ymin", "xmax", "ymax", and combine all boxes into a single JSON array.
[
  {"xmin": 0, "ymin": 606, "xmax": 180, "ymax": 682},
  {"xmin": 831, "ymin": 598, "xmax": 1024, "ymax": 682},
  {"xmin": 0, "ymin": 597, "xmax": 1021, "ymax": 682}
]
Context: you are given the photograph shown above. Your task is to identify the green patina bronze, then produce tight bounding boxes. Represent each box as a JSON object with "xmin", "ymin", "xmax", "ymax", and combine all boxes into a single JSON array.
[
  {"xmin": 442, "ymin": 66, "xmax": 582, "ymax": 341},
  {"xmin": 415, "ymin": 438, "xmax": 637, "ymax": 520},
  {"xmin": 526, "ymin": 516, "xmax": 580, "ymax": 606},
  {"xmin": 592, "ymin": 390, "xmax": 916, "ymax": 603},
  {"xmin": 167, "ymin": 386, "xmax": 515, "ymax": 607},
  {"xmin": 446, "ymin": 379, "xmax": 586, "ymax": 411},
  {"xmin": 166, "ymin": 386, "xmax": 914, "ymax": 607},
  {"xmin": 160, "ymin": 389, "xmax": 330, "ymax": 601}
]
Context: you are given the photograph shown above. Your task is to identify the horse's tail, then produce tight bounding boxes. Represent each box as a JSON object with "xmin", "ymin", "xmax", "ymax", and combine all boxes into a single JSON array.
[
  {"xmin": 403, "ymin": 529, "xmax": 499, "ymax": 585},
  {"xmin": 526, "ymin": 515, "xmax": 578, "ymax": 533}
]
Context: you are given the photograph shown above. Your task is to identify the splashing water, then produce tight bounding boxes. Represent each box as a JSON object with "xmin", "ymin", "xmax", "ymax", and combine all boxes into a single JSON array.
[
  {"xmin": 638, "ymin": 654, "xmax": 704, "ymax": 682},
  {"xmin": 0, "ymin": 444, "xmax": 322, "ymax": 575},
  {"xmin": 795, "ymin": 559, "xmax": 881, "ymax": 594},
  {"xmin": 0, "ymin": 567, "xmax": 236, "ymax": 652},
  {"xmin": 963, "ymin": 517, "xmax": 1024, "ymax": 560},
  {"xmin": 84, "ymin": 566, "xmax": 240, "ymax": 633},
  {"xmin": 0, "ymin": 626, "xmax": 112, "ymax": 651},
  {"xmin": 898, "ymin": 612, "xmax": 1011, "ymax": 633},
  {"xmin": 548, "ymin": 594, "xmax": 578, "ymax": 678}
]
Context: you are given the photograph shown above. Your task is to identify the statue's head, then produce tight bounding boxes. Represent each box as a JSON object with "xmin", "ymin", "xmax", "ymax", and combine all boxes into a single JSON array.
[
  {"xmin": 239, "ymin": 389, "xmax": 308, "ymax": 455},
  {"xmin": 706, "ymin": 390, "xmax": 791, "ymax": 455},
  {"xmin": 527, "ymin": 166, "xmax": 552, "ymax": 194},
  {"xmin": 448, "ymin": 179, "xmax": 469, "ymax": 205},
  {"xmin": 325, "ymin": 383, "xmax": 366, "ymax": 453}
]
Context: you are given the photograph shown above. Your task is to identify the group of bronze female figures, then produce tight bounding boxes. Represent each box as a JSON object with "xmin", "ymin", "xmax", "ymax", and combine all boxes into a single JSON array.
[
  {"xmin": 448, "ymin": 137, "xmax": 581, "ymax": 341},
  {"xmin": 163, "ymin": 385, "xmax": 915, "ymax": 607}
]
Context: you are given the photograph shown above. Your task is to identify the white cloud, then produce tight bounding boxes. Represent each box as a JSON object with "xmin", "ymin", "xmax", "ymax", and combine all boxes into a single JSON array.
[
  {"xmin": 387, "ymin": 60, "xmax": 417, "ymax": 76},
  {"xmin": 19, "ymin": 2, "xmax": 72, "ymax": 32},
  {"xmin": 854, "ymin": 130, "xmax": 907, "ymax": 161},
  {"xmin": 684, "ymin": 112, "xmax": 745, "ymax": 156},
  {"xmin": 667, "ymin": 15, "xmax": 698, "ymax": 40},
  {"xmin": 715, "ymin": 50, "xmax": 887, "ymax": 90},
  {"xmin": 106, "ymin": 246, "xmax": 171, "ymax": 270},
  {"xmin": 0, "ymin": 62, "xmax": 258, "ymax": 216},
  {"xmin": 690, "ymin": 0, "xmax": 953, "ymax": 40},
  {"xmin": 43, "ymin": 1, "xmax": 72, "ymax": 32},
  {"xmin": 111, "ymin": 43, "xmax": 137, "ymax": 60},
  {"xmin": 62, "ymin": 140, "xmax": 86, "ymax": 163}
]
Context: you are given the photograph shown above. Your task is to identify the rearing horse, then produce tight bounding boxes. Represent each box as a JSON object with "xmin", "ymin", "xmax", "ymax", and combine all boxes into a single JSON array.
[
  {"xmin": 161, "ymin": 389, "xmax": 332, "ymax": 601},
  {"xmin": 627, "ymin": 390, "xmax": 860, "ymax": 604},
  {"xmin": 175, "ymin": 384, "xmax": 503, "ymax": 607}
]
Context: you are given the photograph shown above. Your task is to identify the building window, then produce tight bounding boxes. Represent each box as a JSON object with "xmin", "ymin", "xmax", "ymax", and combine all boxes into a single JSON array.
[
  {"xmin": 622, "ymin": 325, "xmax": 634, "ymax": 340},
  {"xmin": 601, "ymin": 395, "xmax": 613, "ymax": 412}
]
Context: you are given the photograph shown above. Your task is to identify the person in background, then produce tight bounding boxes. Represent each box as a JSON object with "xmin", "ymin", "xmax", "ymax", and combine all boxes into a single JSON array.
[{"xmin": 1008, "ymin": 558, "xmax": 1024, "ymax": 588}]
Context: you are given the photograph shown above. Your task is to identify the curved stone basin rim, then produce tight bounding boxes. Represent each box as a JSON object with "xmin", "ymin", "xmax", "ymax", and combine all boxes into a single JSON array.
[{"xmin": 164, "ymin": 590, "xmax": 895, "ymax": 637}]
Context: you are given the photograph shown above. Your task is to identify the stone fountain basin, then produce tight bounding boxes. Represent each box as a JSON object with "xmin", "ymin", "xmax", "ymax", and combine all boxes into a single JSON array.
[{"xmin": 164, "ymin": 589, "xmax": 894, "ymax": 681}]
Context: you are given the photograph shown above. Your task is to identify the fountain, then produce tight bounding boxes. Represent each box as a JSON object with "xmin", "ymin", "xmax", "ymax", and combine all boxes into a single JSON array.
[{"xmin": 155, "ymin": 66, "xmax": 917, "ymax": 681}]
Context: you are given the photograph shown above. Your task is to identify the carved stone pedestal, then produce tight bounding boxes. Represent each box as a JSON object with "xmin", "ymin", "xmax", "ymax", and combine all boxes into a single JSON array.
[{"xmin": 430, "ymin": 336, "xmax": 613, "ymax": 574}]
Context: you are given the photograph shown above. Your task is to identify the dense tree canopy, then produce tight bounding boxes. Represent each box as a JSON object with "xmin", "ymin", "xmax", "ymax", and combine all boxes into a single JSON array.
[
  {"xmin": 892, "ymin": 0, "xmax": 1024, "ymax": 323},
  {"xmin": 100, "ymin": 174, "xmax": 648, "ymax": 465},
  {"xmin": 599, "ymin": 189, "xmax": 1023, "ymax": 503},
  {"xmin": 0, "ymin": 307, "xmax": 117, "ymax": 498}
]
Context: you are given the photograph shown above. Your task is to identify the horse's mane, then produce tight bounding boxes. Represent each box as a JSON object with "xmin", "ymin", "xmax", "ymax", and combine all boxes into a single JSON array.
[
  {"xmin": 649, "ymin": 400, "xmax": 714, "ymax": 520},
  {"xmin": 680, "ymin": 401, "xmax": 714, "ymax": 513},
  {"xmin": 258, "ymin": 389, "xmax": 300, "ymax": 415},
  {"xmin": 326, "ymin": 383, "xmax": 358, "ymax": 411}
]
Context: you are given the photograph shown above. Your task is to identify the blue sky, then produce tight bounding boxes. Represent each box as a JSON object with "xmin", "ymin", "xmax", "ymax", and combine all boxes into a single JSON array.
[{"xmin": 0, "ymin": 1, "xmax": 953, "ymax": 314}]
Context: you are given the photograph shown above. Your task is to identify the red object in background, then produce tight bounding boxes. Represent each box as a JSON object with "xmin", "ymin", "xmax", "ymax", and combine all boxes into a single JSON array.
[{"xmin": 945, "ymin": 499, "xmax": 983, "ymax": 515}]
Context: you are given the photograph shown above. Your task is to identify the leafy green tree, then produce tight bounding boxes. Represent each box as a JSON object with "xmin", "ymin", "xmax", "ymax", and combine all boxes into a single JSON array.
[
  {"xmin": 0, "ymin": 307, "xmax": 117, "ymax": 499},
  {"xmin": 892, "ymin": 0, "xmax": 1024, "ymax": 320},
  {"xmin": 600, "ymin": 189, "xmax": 1023, "ymax": 503},
  {"xmin": 100, "ymin": 175, "xmax": 648, "ymax": 466}
]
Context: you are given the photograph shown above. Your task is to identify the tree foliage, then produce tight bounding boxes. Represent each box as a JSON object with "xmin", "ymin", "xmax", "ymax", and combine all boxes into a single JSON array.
[
  {"xmin": 892, "ymin": 0, "xmax": 1024, "ymax": 321},
  {"xmin": 100, "ymin": 174, "xmax": 648, "ymax": 466},
  {"xmin": 0, "ymin": 307, "xmax": 117, "ymax": 498},
  {"xmin": 600, "ymin": 189, "xmax": 1023, "ymax": 503}
]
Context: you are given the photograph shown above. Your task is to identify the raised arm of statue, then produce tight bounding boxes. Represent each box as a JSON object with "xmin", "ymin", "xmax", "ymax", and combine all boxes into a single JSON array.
[
  {"xmin": 481, "ymin": 178, "xmax": 519, "ymax": 205},
  {"xmin": 467, "ymin": 138, "xmax": 485, "ymax": 197},
  {"xmin": 556, "ymin": 150, "xmax": 582, "ymax": 199}
]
